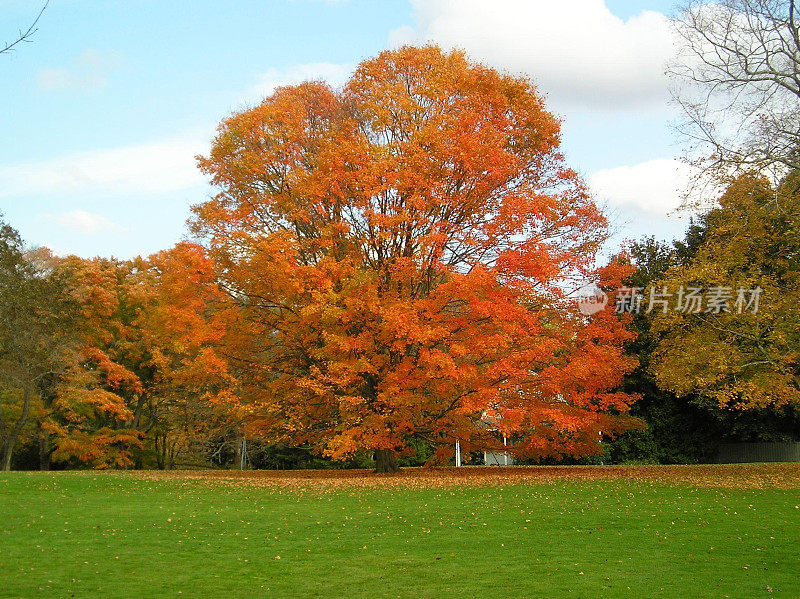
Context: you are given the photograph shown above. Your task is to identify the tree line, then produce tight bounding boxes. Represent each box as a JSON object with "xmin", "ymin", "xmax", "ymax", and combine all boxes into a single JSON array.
[{"xmin": 3, "ymin": 9, "xmax": 800, "ymax": 470}]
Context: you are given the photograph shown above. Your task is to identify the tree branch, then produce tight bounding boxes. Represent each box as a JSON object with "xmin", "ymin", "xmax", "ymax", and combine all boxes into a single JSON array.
[{"xmin": 1, "ymin": 1, "xmax": 49, "ymax": 57}]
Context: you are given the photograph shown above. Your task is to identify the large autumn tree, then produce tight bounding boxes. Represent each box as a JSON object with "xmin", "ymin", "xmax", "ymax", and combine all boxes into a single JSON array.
[
  {"xmin": 651, "ymin": 172, "xmax": 800, "ymax": 411},
  {"xmin": 193, "ymin": 46, "xmax": 637, "ymax": 472}
]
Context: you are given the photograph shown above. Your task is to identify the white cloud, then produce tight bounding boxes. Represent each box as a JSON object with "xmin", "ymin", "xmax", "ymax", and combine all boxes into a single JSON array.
[
  {"xmin": 48, "ymin": 210, "xmax": 125, "ymax": 235},
  {"xmin": 75, "ymin": 49, "xmax": 123, "ymax": 70},
  {"xmin": 388, "ymin": 25, "xmax": 416, "ymax": 49},
  {"xmin": 0, "ymin": 136, "xmax": 206, "ymax": 199},
  {"xmin": 588, "ymin": 158, "xmax": 697, "ymax": 216},
  {"xmin": 36, "ymin": 68, "xmax": 106, "ymax": 91},
  {"xmin": 392, "ymin": 0, "xmax": 675, "ymax": 111},
  {"xmin": 252, "ymin": 62, "xmax": 353, "ymax": 99},
  {"xmin": 36, "ymin": 49, "xmax": 123, "ymax": 91}
]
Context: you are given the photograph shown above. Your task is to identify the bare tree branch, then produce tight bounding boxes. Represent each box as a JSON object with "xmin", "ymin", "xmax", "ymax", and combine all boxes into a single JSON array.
[
  {"xmin": 1, "ymin": 1, "xmax": 49, "ymax": 57},
  {"xmin": 670, "ymin": 0, "xmax": 800, "ymax": 179}
]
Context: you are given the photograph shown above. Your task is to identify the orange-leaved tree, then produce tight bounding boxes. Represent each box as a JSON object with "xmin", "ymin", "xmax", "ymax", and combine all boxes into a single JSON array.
[
  {"xmin": 193, "ymin": 46, "xmax": 638, "ymax": 472},
  {"xmin": 136, "ymin": 243, "xmax": 240, "ymax": 468},
  {"xmin": 43, "ymin": 256, "xmax": 146, "ymax": 468},
  {"xmin": 42, "ymin": 246, "xmax": 237, "ymax": 470}
]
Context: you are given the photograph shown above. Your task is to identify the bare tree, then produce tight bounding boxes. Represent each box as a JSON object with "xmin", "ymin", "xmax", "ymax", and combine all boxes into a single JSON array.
[
  {"xmin": 670, "ymin": 0, "xmax": 800, "ymax": 176},
  {"xmin": 1, "ymin": 1, "xmax": 48, "ymax": 57}
]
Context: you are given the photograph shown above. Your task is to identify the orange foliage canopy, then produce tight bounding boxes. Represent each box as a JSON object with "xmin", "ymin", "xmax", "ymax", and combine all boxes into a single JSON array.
[
  {"xmin": 193, "ymin": 46, "xmax": 637, "ymax": 463},
  {"xmin": 40, "ymin": 246, "xmax": 235, "ymax": 469}
]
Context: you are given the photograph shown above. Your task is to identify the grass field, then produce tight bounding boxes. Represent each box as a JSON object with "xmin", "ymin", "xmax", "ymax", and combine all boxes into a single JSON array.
[{"xmin": 1, "ymin": 465, "xmax": 799, "ymax": 598}]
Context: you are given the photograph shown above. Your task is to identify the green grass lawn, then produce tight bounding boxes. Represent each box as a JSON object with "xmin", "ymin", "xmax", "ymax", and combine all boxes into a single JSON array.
[{"xmin": 1, "ymin": 469, "xmax": 799, "ymax": 598}]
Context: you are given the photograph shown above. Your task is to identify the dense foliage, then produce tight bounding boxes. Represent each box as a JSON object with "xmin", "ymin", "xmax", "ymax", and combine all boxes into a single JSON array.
[
  {"xmin": 608, "ymin": 174, "xmax": 800, "ymax": 463},
  {"xmin": 3, "ymin": 46, "xmax": 799, "ymax": 471},
  {"xmin": 192, "ymin": 46, "xmax": 637, "ymax": 471}
]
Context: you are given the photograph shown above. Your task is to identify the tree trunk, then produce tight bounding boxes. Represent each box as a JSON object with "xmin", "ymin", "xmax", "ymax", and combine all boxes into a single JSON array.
[
  {"xmin": 234, "ymin": 434, "xmax": 244, "ymax": 470},
  {"xmin": 155, "ymin": 435, "xmax": 166, "ymax": 470},
  {"xmin": 130, "ymin": 394, "xmax": 146, "ymax": 430},
  {"xmin": 38, "ymin": 428, "xmax": 51, "ymax": 471},
  {"xmin": 168, "ymin": 440, "xmax": 177, "ymax": 470},
  {"xmin": 0, "ymin": 405, "xmax": 8, "ymax": 472},
  {"xmin": 1, "ymin": 441, "xmax": 13, "ymax": 471},
  {"xmin": 1, "ymin": 385, "xmax": 32, "ymax": 472},
  {"xmin": 374, "ymin": 448, "xmax": 399, "ymax": 473}
]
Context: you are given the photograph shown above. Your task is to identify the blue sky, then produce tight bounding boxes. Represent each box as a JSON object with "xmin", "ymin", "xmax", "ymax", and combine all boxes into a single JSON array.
[{"xmin": 1, "ymin": 0, "xmax": 694, "ymax": 258}]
